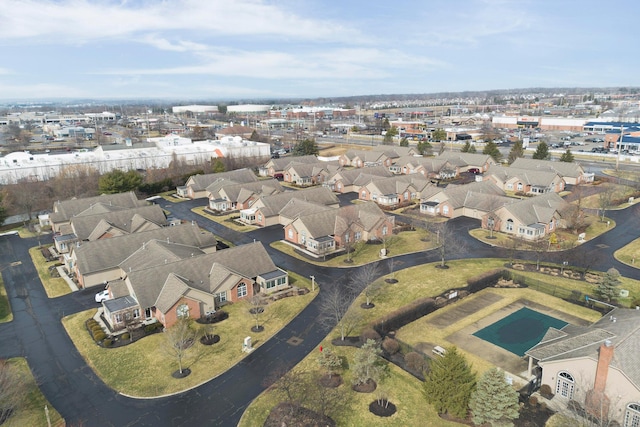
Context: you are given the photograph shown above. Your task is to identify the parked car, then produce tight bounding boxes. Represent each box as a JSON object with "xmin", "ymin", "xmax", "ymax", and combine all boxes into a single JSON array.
[{"xmin": 95, "ymin": 290, "xmax": 110, "ymax": 303}]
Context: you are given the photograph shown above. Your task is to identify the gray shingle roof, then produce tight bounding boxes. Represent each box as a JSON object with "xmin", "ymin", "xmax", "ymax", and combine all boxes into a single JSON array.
[
  {"xmin": 211, "ymin": 179, "xmax": 284, "ymax": 203},
  {"xmin": 365, "ymin": 174, "xmax": 431, "ymax": 197},
  {"xmin": 50, "ymin": 192, "xmax": 145, "ymax": 224},
  {"xmin": 126, "ymin": 242, "xmax": 277, "ymax": 309},
  {"xmin": 526, "ymin": 308, "xmax": 640, "ymax": 386},
  {"xmin": 327, "ymin": 165, "xmax": 392, "ymax": 186},
  {"xmin": 188, "ymin": 168, "xmax": 257, "ymax": 192},
  {"xmin": 119, "ymin": 239, "xmax": 206, "ymax": 274},
  {"xmin": 74, "ymin": 223, "xmax": 217, "ymax": 275},
  {"xmin": 501, "ymin": 192, "xmax": 569, "ymax": 226},
  {"xmin": 437, "ymin": 152, "xmax": 494, "ymax": 167},
  {"xmin": 265, "ymin": 155, "xmax": 320, "ymax": 171},
  {"xmin": 510, "ymin": 158, "xmax": 584, "ymax": 179},
  {"xmin": 487, "ymin": 164, "xmax": 561, "ymax": 187},
  {"xmin": 70, "ymin": 205, "xmax": 167, "ymax": 240},
  {"xmin": 253, "ymin": 187, "xmax": 339, "ymax": 217}
]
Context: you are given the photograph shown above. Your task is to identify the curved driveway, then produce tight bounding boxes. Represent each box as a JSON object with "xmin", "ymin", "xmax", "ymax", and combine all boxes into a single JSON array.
[{"xmin": 0, "ymin": 198, "xmax": 638, "ymax": 426}]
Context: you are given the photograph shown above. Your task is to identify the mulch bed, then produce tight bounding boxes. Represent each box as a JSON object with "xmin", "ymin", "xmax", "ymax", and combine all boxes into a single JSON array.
[
  {"xmin": 263, "ymin": 402, "xmax": 336, "ymax": 427},
  {"xmin": 385, "ymin": 278, "xmax": 398, "ymax": 284},
  {"xmin": 251, "ymin": 325, "xmax": 265, "ymax": 333},
  {"xmin": 331, "ymin": 337, "xmax": 361, "ymax": 347},
  {"xmin": 196, "ymin": 310, "xmax": 229, "ymax": 324},
  {"xmin": 369, "ymin": 400, "xmax": 397, "ymax": 417},
  {"xmin": 200, "ymin": 334, "xmax": 220, "ymax": 345},
  {"xmin": 360, "ymin": 302, "xmax": 375, "ymax": 309},
  {"xmin": 352, "ymin": 379, "xmax": 377, "ymax": 393},
  {"xmin": 317, "ymin": 374, "xmax": 343, "ymax": 388},
  {"xmin": 171, "ymin": 368, "xmax": 191, "ymax": 379}
]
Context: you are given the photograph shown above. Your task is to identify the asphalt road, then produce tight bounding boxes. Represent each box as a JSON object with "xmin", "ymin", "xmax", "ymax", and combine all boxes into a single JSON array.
[{"xmin": 0, "ymin": 195, "xmax": 639, "ymax": 426}]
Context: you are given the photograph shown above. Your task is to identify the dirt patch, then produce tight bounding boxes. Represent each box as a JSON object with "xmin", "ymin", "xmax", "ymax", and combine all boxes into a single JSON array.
[{"xmin": 263, "ymin": 402, "xmax": 336, "ymax": 427}]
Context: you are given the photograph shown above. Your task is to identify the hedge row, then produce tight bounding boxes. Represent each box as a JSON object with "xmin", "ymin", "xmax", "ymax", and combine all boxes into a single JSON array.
[
  {"xmin": 372, "ymin": 296, "xmax": 437, "ymax": 336},
  {"xmin": 467, "ymin": 268, "xmax": 509, "ymax": 293}
]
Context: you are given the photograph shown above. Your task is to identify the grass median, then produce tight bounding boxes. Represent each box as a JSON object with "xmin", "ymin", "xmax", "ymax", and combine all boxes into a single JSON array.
[
  {"xmin": 28, "ymin": 246, "xmax": 71, "ymax": 298},
  {"xmin": 615, "ymin": 237, "xmax": 640, "ymax": 270},
  {"xmin": 0, "ymin": 276, "xmax": 12, "ymax": 323}
]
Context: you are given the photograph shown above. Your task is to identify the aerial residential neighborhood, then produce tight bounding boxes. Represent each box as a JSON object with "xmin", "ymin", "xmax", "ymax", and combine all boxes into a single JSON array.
[{"xmin": 2, "ymin": 2, "xmax": 640, "ymax": 427}]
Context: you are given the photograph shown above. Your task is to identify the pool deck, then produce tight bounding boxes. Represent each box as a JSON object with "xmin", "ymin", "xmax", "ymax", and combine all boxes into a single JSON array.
[{"xmin": 431, "ymin": 295, "xmax": 591, "ymax": 381}]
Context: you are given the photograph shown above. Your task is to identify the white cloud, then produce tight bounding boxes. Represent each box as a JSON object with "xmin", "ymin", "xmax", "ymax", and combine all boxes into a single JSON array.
[
  {"xmin": 0, "ymin": 0, "xmax": 363, "ymax": 44},
  {"xmin": 0, "ymin": 82, "xmax": 86, "ymax": 99},
  {"xmin": 94, "ymin": 46, "xmax": 447, "ymax": 80}
]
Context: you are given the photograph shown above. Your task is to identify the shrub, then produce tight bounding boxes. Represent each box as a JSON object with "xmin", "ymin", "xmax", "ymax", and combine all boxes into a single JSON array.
[
  {"xmin": 372, "ymin": 296, "xmax": 436, "ymax": 335},
  {"xmin": 467, "ymin": 268, "xmax": 509, "ymax": 293},
  {"xmin": 382, "ymin": 337, "xmax": 400, "ymax": 355},
  {"xmin": 87, "ymin": 319, "xmax": 99, "ymax": 328},
  {"xmin": 405, "ymin": 352, "xmax": 428, "ymax": 372},
  {"xmin": 529, "ymin": 395, "xmax": 538, "ymax": 406},
  {"xmin": 539, "ymin": 384, "xmax": 553, "ymax": 398},
  {"xmin": 93, "ymin": 331, "xmax": 106, "ymax": 342},
  {"xmin": 121, "ymin": 333, "xmax": 130, "ymax": 341},
  {"xmin": 360, "ymin": 328, "xmax": 381, "ymax": 342},
  {"xmin": 103, "ymin": 338, "xmax": 113, "ymax": 347}
]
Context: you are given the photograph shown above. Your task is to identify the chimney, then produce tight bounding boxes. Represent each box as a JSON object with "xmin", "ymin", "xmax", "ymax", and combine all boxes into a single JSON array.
[
  {"xmin": 593, "ymin": 340, "xmax": 614, "ymax": 393},
  {"xmin": 585, "ymin": 340, "xmax": 614, "ymax": 419}
]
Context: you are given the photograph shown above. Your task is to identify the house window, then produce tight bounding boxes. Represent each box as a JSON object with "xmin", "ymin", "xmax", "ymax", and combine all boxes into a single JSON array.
[
  {"xmin": 258, "ymin": 214, "xmax": 262, "ymax": 221},
  {"xmin": 624, "ymin": 403, "xmax": 640, "ymax": 427},
  {"xmin": 442, "ymin": 205, "xmax": 449, "ymax": 215},
  {"xmin": 237, "ymin": 283, "xmax": 247, "ymax": 298},
  {"xmin": 355, "ymin": 231, "xmax": 362, "ymax": 241},
  {"xmin": 176, "ymin": 304, "xmax": 189, "ymax": 319},
  {"xmin": 487, "ymin": 217, "xmax": 494, "ymax": 229},
  {"xmin": 301, "ymin": 231, "xmax": 306, "ymax": 244},
  {"xmin": 217, "ymin": 292, "xmax": 227, "ymax": 303},
  {"xmin": 549, "ymin": 219, "xmax": 554, "ymax": 230},
  {"xmin": 555, "ymin": 371, "xmax": 575, "ymax": 399},
  {"xmin": 145, "ymin": 308, "xmax": 152, "ymax": 319},
  {"xmin": 404, "ymin": 191, "xmax": 409, "ymax": 200},
  {"xmin": 507, "ymin": 183, "xmax": 513, "ymax": 190},
  {"xmin": 115, "ymin": 313, "xmax": 122, "ymax": 323},
  {"xmin": 288, "ymin": 228, "xmax": 293, "ymax": 239},
  {"xmin": 506, "ymin": 219, "xmax": 514, "ymax": 231},
  {"xmin": 518, "ymin": 227, "xmax": 525, "ymax": 234},
  {"xmin": 133, "ymin": 309, "xmax": 140, "ymax": 319},
  {"xmin": 517, "ymin": 183, "xmax": 523, "ymax": 191},
  {"xmin": 361, "ymin": 190, "xmax": 367, "ymax": 199},
  {"xmin": 382, "ymin": 225, "xmax": 388, "ymax": 236}
]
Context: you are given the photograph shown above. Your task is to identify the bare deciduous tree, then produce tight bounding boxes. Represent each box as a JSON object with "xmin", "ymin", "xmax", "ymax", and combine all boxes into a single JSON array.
[
  {"xmin": 598, "ymin": 184, "xmax": 616, "ymax": 222},
  {"xmin": 163, "ymin": 318, "xmax": 197, "ymax": 375},
  {"xmin": 247, "ymin": 295, "xmax": 266, "ymax": 332},
  {"xmin": 0, "ymin": 360, "xmax": 28, "ymax": 424},
  {"xmin": 431, "ymin": 222, "xmax": 466, "ymax": 268},
  {"xmin": 318, "ymin": 285, "xmax": 361, "ymax": 341},
  {"xmin": 348, "ymin": 263, "xmax": 383, "ymax": 308}
]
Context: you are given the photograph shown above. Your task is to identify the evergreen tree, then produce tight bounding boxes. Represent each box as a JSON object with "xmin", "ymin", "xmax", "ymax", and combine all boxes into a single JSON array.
[
  {"xmin": 417, "ymin": 140, "xmax": 433, "ymax": 156},
  {"xmin": 423, "ymin": 347, "xmax": 476, "ymax": 418},
  {"xmin": 507, "ymin": 140, "xmax": 525, "ymax": 164},
  {"xmin": 212, "ymin": 158, "xmax": 226, "ymax": 173},
  {"xmin": 469, "ymin": 367, "xmax": 520, "ymax": 426},
  {"xmin": 560, "ymin": 149, "xmax": 574, "ymax": 163},
  {"xmin": 291, "ymin": 138, "xmax": 319, "ymax": 156},
  {"xmin": 438, "ymin": 141, "xmax": 446, "ymax": 155},
  {"xmin": 467, "ymin": 144, "xmax": 477, "ymax": 153},
  {"xmin": 383, "ymin": 126, "xmax": 398, "ymax": 145},
  {"xmin": 595, "ymin": 267, "xmax": 621, "ymax": 303},
  {"xmin": 317, "ymin": 348, "xmax": 343, "ymax": 378},
  {"xmin": 461, "ymin": 141, "xmax": 472, "ymax": 153},
  {"xmin": 399, "ymin": 137, "xmax": 409, "ymax": 147},
  {"xmin": 432, "ymin": 128, "xmax": 447, "ymax": 141},
  {"xmin": 483, "ymin": 140, "xmax": 502, "ymax": 163},
  {"xmin": 98, "ymin": 170, "xmax": 142, "ymax": 194},
  {"xmin": 532, "ymin": 142, "xmax": 550, "ymax": 160},
  {"xmin": 352, "ymin": 339, "xmax": 387, "ymax": 386}
]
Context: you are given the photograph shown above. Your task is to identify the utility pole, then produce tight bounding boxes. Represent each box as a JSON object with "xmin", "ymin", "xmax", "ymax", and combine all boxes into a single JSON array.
[{"xmin": 616, "ymin": 125, "xmax": 623, "ymax": 172}]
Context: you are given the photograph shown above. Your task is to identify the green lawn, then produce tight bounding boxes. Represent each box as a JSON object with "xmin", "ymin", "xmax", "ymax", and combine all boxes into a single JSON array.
[
  {"xmin": 62, "ymin": 273, "xmax": 317, "ymax": 397},
  {"xmin": 4, "ymin": 358, "xmax": 65, "ymax": 427},
  {"xmin": 158, "ymin": 191, "xmax": 187, "ymax": 203},
  {"xmin": 271, "ymin": 228, "xmax": 436, "ymax": 268},
  {"xmin": 240, "ymin": 340, "xmax": 459, "ymax": 427},
  {"xmin": 240, "ymin": 258, "xmax": 617, "ymax": 427},
  {"xmin": 615, "ymin": 237, "xmax": 640, "ymax": 270},
  {"xmin": 580, "ymin": 182, "xmax": 639, "ymax": 210},
  {"xmin": 28, "ymin": 246, "xmax": 72, "ymax": 298},
  {"xmin": 0, "ymin": 276, "xmax": 12, "ymax": 323}
]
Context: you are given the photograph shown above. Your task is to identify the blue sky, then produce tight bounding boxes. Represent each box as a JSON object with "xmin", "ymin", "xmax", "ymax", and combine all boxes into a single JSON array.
[{"xmin": 1, "ymin": 0, "xmax": 638, "ymax": 101}]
